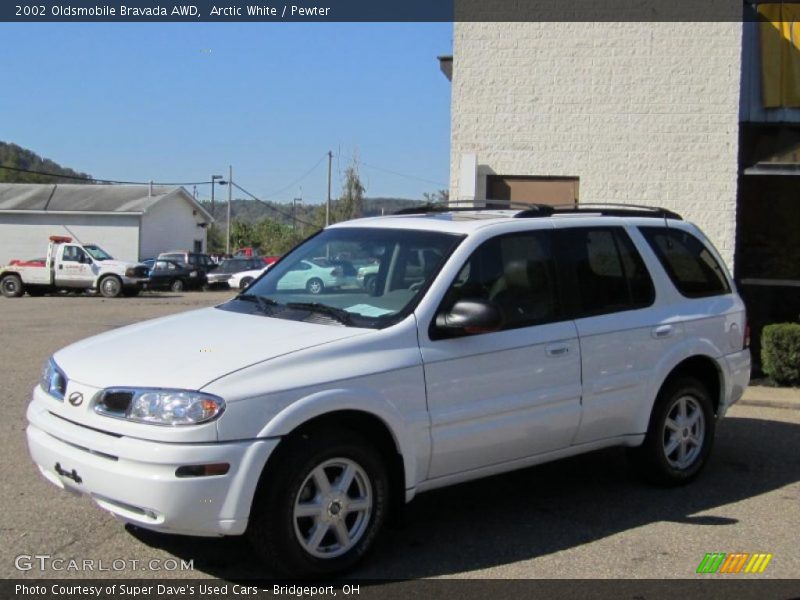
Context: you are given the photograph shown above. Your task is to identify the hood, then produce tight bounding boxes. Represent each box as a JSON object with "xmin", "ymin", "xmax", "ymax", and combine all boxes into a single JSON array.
[{"xmin": 54, "ymin": 307, "xmax": 368, "ymax": 391}]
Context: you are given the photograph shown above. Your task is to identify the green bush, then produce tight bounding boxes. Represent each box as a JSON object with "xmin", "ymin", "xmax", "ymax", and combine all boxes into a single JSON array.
[{"xmin": 761, "ymin": 323, "xmax": 800, "ymax": 385}]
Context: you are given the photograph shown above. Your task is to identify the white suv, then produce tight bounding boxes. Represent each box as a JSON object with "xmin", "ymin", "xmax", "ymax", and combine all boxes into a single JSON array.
[{"xmin": 26, "ymin": 205, "xmax": 751, "ymax": 576}]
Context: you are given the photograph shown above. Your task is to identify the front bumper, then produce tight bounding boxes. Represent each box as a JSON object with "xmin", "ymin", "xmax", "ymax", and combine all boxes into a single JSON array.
[
  {"xmin": 121, "ymin": 276, "xmax": 148, "ymax": 287},
  {"xmin": 26, "ymin": 397, "xmax": 279, "ymax": 536},
  {"xmin": 207, "ymin": 274, "xmax": 233, "ymax": 285}
]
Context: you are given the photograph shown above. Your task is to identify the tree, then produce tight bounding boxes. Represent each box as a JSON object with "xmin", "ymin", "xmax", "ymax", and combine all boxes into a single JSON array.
[
  {"xmin": 230, "ymin": 219, "xmax": 259, "ymax": 251},
  {"xmin": 423, "ymin": 189, "xmax": 449, "ymax": 205},
  {"xmin": 0, "ymin": 141, "xmax": 91, "ymax": 183},
  {"xmin": 331, "ymin": 161, "xmax": 365, "ymax": 224}
]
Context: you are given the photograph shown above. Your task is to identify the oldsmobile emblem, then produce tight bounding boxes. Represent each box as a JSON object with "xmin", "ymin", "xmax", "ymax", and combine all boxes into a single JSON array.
[{"xmin": 68, "ymin": 392, "xmax": 84, "ymax": 407}]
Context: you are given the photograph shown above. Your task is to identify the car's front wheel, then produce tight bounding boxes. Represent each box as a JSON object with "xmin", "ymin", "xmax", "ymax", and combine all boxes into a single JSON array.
[
  {"xmin": 248, "ymin": 428, "xmax": 389, "ymax": 577},
  {"xmin": 306, "ymin": 278, "xmax": 324, "ymax": 295},
  {"xmin": 628, "ymin": 376, "xmax": 715, "ymax": 486}
]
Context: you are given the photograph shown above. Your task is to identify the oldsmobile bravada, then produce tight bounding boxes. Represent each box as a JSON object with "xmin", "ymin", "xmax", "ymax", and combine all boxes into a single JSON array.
[{"xmin": 26, "ymin": 204, "xmax": 751, "ymax": 576}]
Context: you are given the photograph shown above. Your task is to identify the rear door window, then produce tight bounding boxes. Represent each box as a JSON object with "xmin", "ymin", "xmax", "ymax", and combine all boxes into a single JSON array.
[
  {"xmin": 639, "ymin": 227, "xmax": 731, "ymax": 298},
  {"xmin": 561, "ymin": 227, "xmax": 655, "ymax": 317}
]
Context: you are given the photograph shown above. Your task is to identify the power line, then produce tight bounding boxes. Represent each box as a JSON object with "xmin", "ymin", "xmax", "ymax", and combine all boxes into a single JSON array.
[
  {"xmin": 0, "ymin": 164, "xmax": 216, "ymax": 187},
  {"xmin": 261, "ymin": 154, "xmax": 327, "ymax": 198},
  {"xmin": 359, "ymin": 161, "xmax": 448, "ymax": 188},
  {"xmin": 231, "ymin": 181, "xmax": 319, "ymax": 229}
]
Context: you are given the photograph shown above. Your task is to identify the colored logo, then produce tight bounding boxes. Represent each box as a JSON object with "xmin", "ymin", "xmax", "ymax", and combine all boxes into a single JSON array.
[{"xmin": 697, "ymin": 552, "xmax": 773, "ymax": 574}]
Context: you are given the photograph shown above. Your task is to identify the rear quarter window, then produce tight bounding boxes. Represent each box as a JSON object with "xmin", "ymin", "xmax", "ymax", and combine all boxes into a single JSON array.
[{"xmin": 639, "ymin": 227, "xmax": 731, "ymax": 298}]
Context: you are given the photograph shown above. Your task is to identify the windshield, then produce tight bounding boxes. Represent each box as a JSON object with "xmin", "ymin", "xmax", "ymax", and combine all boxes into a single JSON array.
[
  {"xmin": 224, "ymin": 227, "xmax": 463, "ymax": 328},
  {"xmin": 83, "ymin": 245, "xmax": 114, "ymax": 261}
]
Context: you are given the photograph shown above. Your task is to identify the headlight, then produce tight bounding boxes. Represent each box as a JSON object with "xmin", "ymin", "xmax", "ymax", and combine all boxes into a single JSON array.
[
  {"xmin": 95, "ymin": 388, "xmax": 225, "ymax": 426},
  {"xmin": 40, "ymin": 358, "xmax": 67, "ymax": 400}
]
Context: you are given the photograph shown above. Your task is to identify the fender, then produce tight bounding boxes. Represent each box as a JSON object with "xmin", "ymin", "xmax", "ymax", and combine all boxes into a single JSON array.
[
  {"xmin": 258, "ymin": 386, "xmax": 429, "ymax": 496},
  {"xmin": 631, "ymin": 336, "xmax": 726, "ymax": 435}
]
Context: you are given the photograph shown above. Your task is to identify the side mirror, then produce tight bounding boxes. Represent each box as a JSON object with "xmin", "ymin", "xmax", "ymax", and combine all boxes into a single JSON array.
[
  {"xmin": 79, "ymin": 254, "xmax": 91, "ymax": 264},
  {"xmin": 435, "ymin": 299, "xmax": 503, "ymax": 335}
]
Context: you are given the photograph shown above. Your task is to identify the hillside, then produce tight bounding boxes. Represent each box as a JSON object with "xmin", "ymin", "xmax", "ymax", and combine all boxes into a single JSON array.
[
  {"xmin": 0, "ymin": 142, "xmax": 91, "ymax": 183},
  {"xmin": 200, "ymin": 197, "xmax": 426, "ymax": 228}
]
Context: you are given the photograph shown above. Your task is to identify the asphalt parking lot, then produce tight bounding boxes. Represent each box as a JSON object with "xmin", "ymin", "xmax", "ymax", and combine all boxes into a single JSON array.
[{"xmin": 2, "ymin": 291, "xmax": 799, "ymax": 580}]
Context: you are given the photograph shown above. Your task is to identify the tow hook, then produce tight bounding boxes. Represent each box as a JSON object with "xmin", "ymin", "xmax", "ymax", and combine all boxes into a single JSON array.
[{"xmin": 54, "ymin": 463, "xmax": 83, "ymax": 484}]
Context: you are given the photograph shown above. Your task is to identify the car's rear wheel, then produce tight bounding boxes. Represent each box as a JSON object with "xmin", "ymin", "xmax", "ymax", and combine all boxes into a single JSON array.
[
  {"xmin": 98, "ymin": 275, "xmax": 122, "ymax": 298},
  {"xmin": 1, "ymin": 274, "xmax": 24, "ymax": 298},
  {"xmin": 628, "ymin": 376, "xmax": 715, "ymax": 486},
  {"xmin": 170, "ymin": 279, "xmax": 185, "ymax": 293},
  {"xmin": 364, "ymin": 275, "xmax": 377, "ymax": 295},
  {"xmin": 306, "ymin": 278, "xmax": 324, "ymax": 295},
  {"xmin": 248, "ymin": 428, "xmax": 389, "ymax": 577}
]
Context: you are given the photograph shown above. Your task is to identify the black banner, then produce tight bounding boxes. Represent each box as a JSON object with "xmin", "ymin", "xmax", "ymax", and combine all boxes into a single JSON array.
[
  {"xmin": 4, "ymin": 579, "xmax": 800, "ymax": 600},
  {"xmin": 0, "ymin": 0, "xmax": 765, "ymax": 23}
]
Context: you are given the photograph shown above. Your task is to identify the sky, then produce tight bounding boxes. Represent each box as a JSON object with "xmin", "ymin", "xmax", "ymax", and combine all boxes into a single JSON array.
[{"xmin": 0, "ymin": 22, "xmax": 453, "ymax": 204}]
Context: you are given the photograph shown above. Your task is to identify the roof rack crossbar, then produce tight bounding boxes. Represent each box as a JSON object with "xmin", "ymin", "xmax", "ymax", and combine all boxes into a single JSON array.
[
  {"xmin": 514, "ymin": 202, "xmax": 682, "ymax": 221},
  {"xmin": 394, "ymin": 201, "xmax": 554, "ymax": 216}
]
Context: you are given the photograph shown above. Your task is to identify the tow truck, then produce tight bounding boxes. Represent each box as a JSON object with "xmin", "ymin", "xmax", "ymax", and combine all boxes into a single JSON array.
[{"xmin": 0, "ymin": 236, "xmax": 149, "ymax": 298}]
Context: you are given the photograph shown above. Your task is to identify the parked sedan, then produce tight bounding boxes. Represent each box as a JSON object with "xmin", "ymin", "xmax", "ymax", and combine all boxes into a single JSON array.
[
  {"xmin": 229, "ymin": 265, "xmax": 271, "ymax": 290},
  {"xmin": 145, "ymin": 259, "xmax": 206, "ymax": 292},
  {"xmin": 206, "ymin": 258, "xmax": 266, "ymax": 289},
  {"xmin": 275, "ymin": 259, "xmax": 350, "ymax": 294}
]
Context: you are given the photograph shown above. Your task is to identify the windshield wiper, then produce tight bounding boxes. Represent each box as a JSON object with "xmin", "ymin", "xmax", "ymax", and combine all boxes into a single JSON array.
[
  {"xmin": 286, "ymin": 302, "xmax": 353, "ymax": 326},
  {"xmin": 236, "ymin": 294, "xmax": 278, "ymax": 314}
]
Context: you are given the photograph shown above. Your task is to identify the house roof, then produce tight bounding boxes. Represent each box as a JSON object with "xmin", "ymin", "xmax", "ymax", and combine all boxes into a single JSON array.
[{"xmin": 0, "ymin": 183, "xmax": 213, "ymax": 221}]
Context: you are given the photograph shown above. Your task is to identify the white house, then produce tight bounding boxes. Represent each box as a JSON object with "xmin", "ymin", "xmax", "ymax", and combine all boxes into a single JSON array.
[{"xmin": 0, "ymin": 184, "xmax": 212, "ymax": 265}]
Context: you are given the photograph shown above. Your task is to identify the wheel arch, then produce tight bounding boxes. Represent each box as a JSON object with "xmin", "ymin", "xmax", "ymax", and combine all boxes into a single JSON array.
[
  {"xmin": 662, "ymin": 355, "xmax": 723, "ymax": 416},
  {"xmin": 632, "ymin": 342, "xmax": 727, "ymax": 436}
]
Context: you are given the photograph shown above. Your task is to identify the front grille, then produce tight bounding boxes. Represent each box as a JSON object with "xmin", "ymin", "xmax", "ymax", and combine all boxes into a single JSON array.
[
  {"xmin": 95, "ymin": 390, "xmax": 134, "ymax": 417},
  {"xmin": 132, "ymin": 266, "xmax": 149, "ymax": 277}
]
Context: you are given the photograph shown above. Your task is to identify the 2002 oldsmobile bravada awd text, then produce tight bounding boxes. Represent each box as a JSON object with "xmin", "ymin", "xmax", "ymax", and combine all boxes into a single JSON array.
[{"xmin": 26, "ymin": 204, "xmax": 751, "ymax": 576}]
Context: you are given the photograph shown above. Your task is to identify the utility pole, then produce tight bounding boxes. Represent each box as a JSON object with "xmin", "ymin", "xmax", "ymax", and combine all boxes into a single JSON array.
[
  {"xmin": 326, "ymin": 150, "xmax": 332, "ymax": 227},
  {"xmin": 226, "ymin": 165, "xmax": 232, "ymax": 255},
  {"xmin": 292, "ymin": 186, "xmax": 303, "ymax": 232}
]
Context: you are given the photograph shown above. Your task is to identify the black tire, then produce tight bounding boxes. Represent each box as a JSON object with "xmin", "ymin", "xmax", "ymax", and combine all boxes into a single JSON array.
[
  {"xmin": 98, "ymin": 275, "xmax": 123, "ymax": 298},
  {"xmin": 628, "ymin": 376, "xmax": 715, "ymax": 486},
  {"xmin": 306, "ymin": 277, "xmax": 324, "ymax": 295},
  {"xmin": 248, "ymin": 428, "xmax": 389, "ymax": 578},
  {"xmin": 1, "ymin": 274, "xmax": 24, "ymax": 298},
  {"xmin": 239, "ymin": 277, "xmax": 253, "ymax": 290},
  {"xmin": 364, "ymin": 275, "xmax": 377, "ymax": 295},
  {"xmin": 169, "ymin": 279, "xmax": 185, "ymax": 293}
]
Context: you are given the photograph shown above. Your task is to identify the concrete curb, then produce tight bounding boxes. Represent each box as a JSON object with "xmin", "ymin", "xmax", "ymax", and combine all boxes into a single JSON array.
[{"xmin": 738, "ymin": 385, "xmax": 800, "ymax": 410}]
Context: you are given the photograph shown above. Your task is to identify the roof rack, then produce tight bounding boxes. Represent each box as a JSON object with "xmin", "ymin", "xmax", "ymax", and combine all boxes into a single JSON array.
[
  {"xmin": 393, "ymin": 201, "xmax": 554, "ymax": 216},
  {"xmin": 514, "ymin": 203, "xmax": 683, "ymax": 220}
]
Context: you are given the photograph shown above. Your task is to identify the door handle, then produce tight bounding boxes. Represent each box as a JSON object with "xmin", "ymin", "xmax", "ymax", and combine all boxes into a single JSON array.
[
  {"xmin": 546, "ymin": 343, "xmax": 570, "ymax": 357},
  {"xmin": 652, "ymin": 325, "xmax": 674, "ymax": 339},
  {"xmin": 58, "ymin": 265, "xmax": 63, "ymax": 270}
]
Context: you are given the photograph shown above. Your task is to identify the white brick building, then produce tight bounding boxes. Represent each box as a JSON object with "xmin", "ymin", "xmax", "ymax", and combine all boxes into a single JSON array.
[
  {"xmin": 447, "ymin": 22, "xmax": 741, "ymax": 266},
  {"xmin": 443, "ymin": 15, "xmax": 800, "ymax": 364}
]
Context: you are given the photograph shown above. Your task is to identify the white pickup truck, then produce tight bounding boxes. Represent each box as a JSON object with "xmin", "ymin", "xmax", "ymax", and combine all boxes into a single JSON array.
[{"xmin": 0, "ymin": 236, "xmax": 149, "ymax": 298}]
